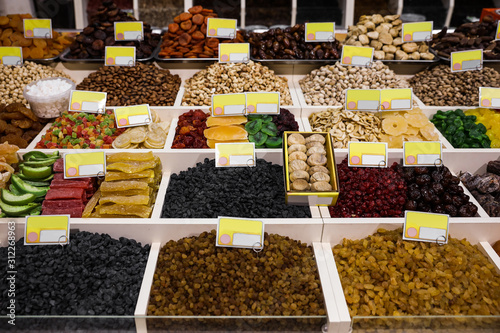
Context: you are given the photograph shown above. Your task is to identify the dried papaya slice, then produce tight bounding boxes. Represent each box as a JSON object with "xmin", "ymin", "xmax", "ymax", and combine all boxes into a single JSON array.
[
  {"xmin": 106, "ymin": 151, "xmax": 154, "ymax": 163},
  {"xmin": 99, "ymin": 195, "xmax": 150, "ymax": 206},
  {"xmin": 105, "ymin": 169, "xmax": 154, "ymax": 181},
  {"xmin": 99, "ymin": 188, "xmax": 151, "ymax": 197},
  {"xmin": 106, "ymin": 160, "xmax": 157, "ymax": 173},
  {"xmin": 204, "ymin": 125, "xmax": 248, "ymax": 141},
  {"xmin": 206, "ymin": 115, "xmax": 247, "ymax": 127},
  {"xmin": 100, "ymin": 180, "xmax": 149, "ymax": 193},
  {"xmin": 96, "ymin": 204, "xmax": 152, "ymax": 218},
  {"xmin": 82, "ymin": 189, "xmax": 101, "ymax": 218}
]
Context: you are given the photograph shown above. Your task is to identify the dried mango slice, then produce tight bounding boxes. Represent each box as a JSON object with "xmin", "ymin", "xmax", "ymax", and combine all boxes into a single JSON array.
[
  {"xmin": 206, "ymin": 115, "xmax": 248, "ymax": 127},
  {"xmin": 204, "ymin": 125, "xmax": 248, "ymax": 141},
  {"xmin": 105, "ymin": 170, "xmax": 154, "ymax": 181},
  {"xmin": 100, "ymin": 180, "xmax": 149, "ymax": 192},
  {"xmin": 100, "ymin": 188, "xmax": 151, "ymax": 197},
  {"xmin": 382, "ymin": 116, "xmax": 408, "ymax": 136},
  {"xmin": 206, "ymin": 138, "xmax": 250, "ymax": 148},
  {"xmin": 82, "ymin": 189, "xmax": 101, "ymax": 218},
  {"xmin": 96, "ymin": 204, "xmax": 152, "ymax": 218},
  {"xmin": 106, "ymin": 151, "xmax": 154, "ymax": 163},
  {"xmin": 106, "ymin": 160, "xmax": 156, "ymax": 173},
  {"xmin": 99, "ymin": 195, "xmax": 150, "ymax": 206}
]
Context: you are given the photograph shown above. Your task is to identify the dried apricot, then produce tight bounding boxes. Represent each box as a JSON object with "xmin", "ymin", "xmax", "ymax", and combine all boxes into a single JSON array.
[
  {"xmin": 178, "ymin": 33, "xmax": 192, "ymax": 46},
  {"xmin": 188, "ymin": 5, "xmax": 203, "ymax": 14},
  {"xmin": 180, "ymin": 20, "xmax": 192, "ymax": 31},
  {"xmin": 192, "ymin": 14, "xmax": 204, "ymax": 25},
  {"xmin": 206, "ymin": 115, "xmax": 247, "ymax": 127},
  {"xmin": 168, "ymin": 23, "xmax": 179, "ymax": 33},
  {"xmin": 0, "ymin": 16, "xmax": 9, "ymax": 25},
  {"xmin": 179, "ymin": 12, "xmax": 193, "ymax": 21},
  {"xmin": 204, "ymin": 125, "xmax": 248, "ymax": 141}
]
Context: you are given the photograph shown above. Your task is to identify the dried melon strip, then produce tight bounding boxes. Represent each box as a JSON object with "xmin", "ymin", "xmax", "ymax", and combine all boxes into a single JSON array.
[
  {"xmin": 106, "ymin": 151, "xmax": 154, "ymax": 163},
  {"xmin": 100, "ymin": 180, "xmax": 149, "ymax": 192},
  {"xmin": 99, "ymin": 195, "xmax": 150, "ymax": 206},
  {"xmin": 106, "ymin": 160, "xmax": 156, "ymax": 173},
  {"xmin": 96, "ymin": 204, "xmax": 152, "ymax": 218},
  {"xmin": 82, "ymin": 189, "xmax": 101, "ymax": 218},
  {"xmin": 105, "ymin": 170, "xmax": 154, "ymax": 181},
  {"xmin": 100, "ymin": 188, "xmax": 152, "ymax": 197}
]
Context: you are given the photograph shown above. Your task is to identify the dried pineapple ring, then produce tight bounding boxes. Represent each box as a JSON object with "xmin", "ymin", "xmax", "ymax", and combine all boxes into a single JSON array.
[
  {"xmin": 419, "ymin": 123, "xmax": 439, "ymax": 141},
  {"xmin": 382, "ymin": 116, "xmax": 408, "ymax": 136},
  {"xmin": 381, "ymin": 134, "xmax": 403, "ymax": 148},
  {"xmin": 403, "ymin": 135, "xmax": 423, "ymax": 142},
  {"xmin": 405, "ymin": 126, "xmax": 419, "ymax": 136},
  {"xmin": 404, "ymin": 113, "xmax": 429, "ymax": 128}
]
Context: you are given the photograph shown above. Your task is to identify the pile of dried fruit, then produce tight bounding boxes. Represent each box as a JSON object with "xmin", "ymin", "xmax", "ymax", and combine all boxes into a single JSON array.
[
  {"xmin": 465, "ymin": 108, "xmax": 500, "ymax": 148},
  {"xmin": 0, "ymin": 13, "xmax": 73, "ymax": 59},
  {"xmin": 205, "ymin": 115, "xmax": 248, "ymax": 147},
  {"xmin": 35, "ymin": 111, "xmax": 125, "ymax": 149},
  {"xmin": 159, "ymin": 5, "xmax": 244, "ymax": 59},
  {"xmin": 0, "ymin": 103, "xmax": 44, "ymax": 148},
  {"xmin": 112, "ymin": 110, "xmax": 170, "ymax": 149},
  {"xmin": 329, "ymin": 158, "xmax": 407, "ymax": 218},
  {"xmin": 246, "ymin": 115, "xmax": 280, "ymax": 148},
  {"xmin": 66, "ymin": 0, "xmax": 160, "ymax": 59},
  {"xmin": 0, "ymin": 142, "xmax": 18, "ymax": 190},
  {"xmin": 333, "ymin": 228, "xmax": 500, "ymax": 316},
  {"xmin": 400, "ymin": 165, "xmax": 478, "ymax": 217},
  {"xmin": 148, "ymin": 230, "xmax": 325, "ymax": 316},
  {"xmin": 459, "ymin": 160, "xmax": 500, "ymax": 217},
  {"xmin": 171, "ymin": 110, "xmax": 210, "ymax": 148}
]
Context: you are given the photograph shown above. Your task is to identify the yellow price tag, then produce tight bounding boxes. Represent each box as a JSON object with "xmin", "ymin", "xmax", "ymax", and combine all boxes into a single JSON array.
[
  {"xmin": 380, "ymin": 88, "xmax": 413, "ymax": 110},
  {"xmin": 246, "ymin": 92, "xmax": 280, "ymax": 114},
  {"xmin": 25, "ymin": 215, "xmax": 70, "ymax": 245},
  {"xmin": 114, "ymin": 104, "xmax": 151, "ymax": 128},
  {"xmin": 212, "ymin": 93, "xmax": 246, "ymax": 116},
  {"xmin": 0, "ymin": 47, "xmax": 22, "ymax": 66},
  {"xmin": 496, "ymin": 21, "xmax": 500, "ymax": 41},
  {"xmin": 69, "ymin": 90, "xmax": 107, "ymax": 113},
  {"xmin": 23, "ymin": 19, "xmax": 52, "ymax": 38},
  {"xmin": 216, "ymin": 142, "xmax": 255, "ymax": 167},
  {"xmin": 451, "ymin": 49, "xmax": 482, "ymax": 72},
  {"xmin": 341, "ymin": 45, "xmax": 374, "ymax": 67},
  {"xmin": 64, "ymin": 152, "xmax": 106, "ymax": 178},
  {"xmin": 219, "ymin": 43, "xmax": 250, "ymax": 63},
  {"xmin": 206, "ymin": 18, "xmax": 237, "ymax": 38},
  {"xmin": 105, "ymin": 46, "xmax": 136, "ymax": 66},
  {"xmin": 305, "ymin": 22, "xmax": 335, "ymax": 42},
  {"xmin": 216, "ymin": 217, "xmax": 264, "ymax": 249},
  {"xmin": 403, "ymin": 211, "xmax": 449, "ymax": 244},
  {"xmin": 403, "ymin": 141, "xmax": 442, "ymax": 166},
  {"xmin": 348, "ymin": 142, "xmax": 387, "ymax": 167},
  {"xmin": 402, "ymin": 22, "xmax": 433, "ymax": 42},
  {"xmin": 479, "ymin": 87, "xmax": 500, "ymax": 107},
  {"xmin": 114, "ymin": 21, "xmax": 144, "ymax": 41},
  {"xmin": 345, "ymin": 89, "xmax": 380, "ymax": 111}
]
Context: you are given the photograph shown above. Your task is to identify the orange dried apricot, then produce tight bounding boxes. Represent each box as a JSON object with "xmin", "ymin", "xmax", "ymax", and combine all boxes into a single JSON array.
[
  {"xmin": 179, "ymin": 12, "xmax": 193, "ymax": 21},
  {"xmin": 0, "ymin": 16, "xmax": 9, "ymax": 25},
  {"xmin": 206, "ymin": 116, "xmax": 247, "ymax": 127},
  {"xmin": 204, "ymin": 125, "xmax": 248, "ymax": 141}
]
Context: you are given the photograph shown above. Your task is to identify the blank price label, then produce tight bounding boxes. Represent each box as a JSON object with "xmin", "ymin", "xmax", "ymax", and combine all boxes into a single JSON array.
[
  {"xmin": 69, "ymin": 90, "xmax": 107, "ymax": 113},
  {"xmin": 25, "ymin": 215, "xmax": 70, "ymax": 245},
  {"xmin": 345, "ymin": 89, "xmax": 380, "ymax": 111},
  {"xmin": 212, "ymin": 93, "xmax": 246, "ymax": 116},
  {"xmin": 219, "ymin": 43, "xmax": 250, "ymax": 63},
  {"xmin": 451, "ymin": 49, "xmax": 482, "ymax": 72},
  {"xmin": 404, "ymin": 141, "xmax": 442, "ymax": 166},
  {"xmin": 0, "ymin": 47, "xmax": 22, "ymax": 66},
  {"xmin": 246, "ymin": 92, "xmax": 280, "ymax": 114},
  {"xmin": 348, "ymin": 142, "xmax": 387, "ymax": 167},
  {"xmin": 206, "ymin": 18, "xmax": 237, "ymax": 38},
  {"xmin": 305, "ymin": 22, "xmax": 335, "ymax": 42},
  {"xmin": 341, "ymin": 45, "xmax": 374, "ymax": 67},
  {"xmin": 64, "ymin": 151, "xmax": 106, "ymax": 179},
  {"xmin": 23, "ymin": 19, "xmax": 52, "ymax": 38},
  {"xmin": 114, "ymin": 104, "xmax": 151, "ymax": 128},
  {"xmin": 114, "ymin": 21, "xmax": 143, "ymax": 41},
  {"xmin": 216, "ymin": 217, "xmax": 264, "ymax": 249},
  {"xmin": 380, "ymin": 88, "xmax": 413, "ymax": 110},
  {"xmin": 216, "ymin": 142, "xmax": 255, "ymax": 167},
  {"xmin": 105, "ymin": 46, "xmax": 136, "ymax": 66},
  {"xmin": 403, "ymin": 211, "xmax": 449, "ymax": 244},
  {"xmin": 479, "ymin": 87, "xmax": 500, "ymax": 108},
  {"xmin": 402, "ymin": 22, "xmax": 433, "ymax": 42}
]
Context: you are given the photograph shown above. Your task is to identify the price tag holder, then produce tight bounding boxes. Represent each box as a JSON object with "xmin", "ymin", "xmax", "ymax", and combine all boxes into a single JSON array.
[
  {"xmin": 348, "ymin": 142, "xmax": 388, "ymax": 167},
  {"xmin": 216, "ymin": 217, "xmax": 264, "ymax": 250},
  {"xmin": 404, "ymin": 141, "xmax": 442, "ymax": 166},
  {"xmin": 402, "ymin": 22, "xmax": 433, "ymax": 42},
  {"xmin": 216, "ymin": 142, "xmax": 256, "ymax": 167},
  {"xmin": 341, "ymin": 45, "xmax": 374, "ymax": 67},
  {"xmin": 69, "ymin": 90, "xmax": 107, "ymax": 113},
  {"xmin": 380, "ymin": 88, "xmax": 413, "ymax": 110},
  {"xmin": 212, "ymin": 93, "xmax": 246, "ymax": 116},
  {"xmin": 451, "ymin": 49, "xmax": 482, "ymax": 72},
  {"xmin": 246, "ymin": 92, "xmax": 280, "ymax": 114},
  {"xmin": 305, "ymin": 22, "xmax": 335, "ymax": 42},
  {"xmin": 219, "ymin": 43, "xmax": 250, "ymax": 63},
  {"xmin": 206, "ymin": 18, "xmax": 237, "ymax": 39},
  {"xmin": 105, "ymin": 46, "xmax": 136, "ymax": 66},
  {"xmin": 479, "ymin": 87, "xmax": 500, "ymax": 107},
  {"xmin": 114, "ymin": 104, "xmax": 151, "ymax": 128},
  {"xmin": 345, "ymin": 89, "xmax": 380, "ymax": 111},
  {"xmin": 403, "ymin": 211, "xmax": 449, "ymax": 244},
  {"xmin": 114, "ymin": 21, "xmax": 144, "ymax": 41},
  {"xmin": 25, "ymin": 215, "xmax": 70, "ymax": 245},
  {"xmin": 0, "ymin": 47, "xmax": 22, "ymax": 66},
  {"xmin": 64, "ymin": 151, "xmax": 106, "ymax": 179},
  {"xmin": 23, "ymin": 19, "xmax": 52, "ymax": 38}
]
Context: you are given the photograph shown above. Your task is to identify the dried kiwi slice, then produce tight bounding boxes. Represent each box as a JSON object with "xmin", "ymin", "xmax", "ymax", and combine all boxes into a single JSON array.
[
  {"xmin": 249, "ymin": 132, "xmax": 268, "ymax": 146},
  {"xmin": 245, "ymin": 119, "xmax": 263, "ymax": 135},
  {"xmin": 261, "ymin": 122, "xmax": 278, "ymax": 136},
  {"xmin": 265, "ymin": 136, "xmax": 282, "ymax": 148},
  {"xmin": 261, "ymin": 115, "xmax": 273, "ymax": 123}
]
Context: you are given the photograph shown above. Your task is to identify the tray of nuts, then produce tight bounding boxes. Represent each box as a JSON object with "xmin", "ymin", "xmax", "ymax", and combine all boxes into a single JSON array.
[{"xmin": 59, "ymin": 45, "xmax": 159, "ymax": 64}]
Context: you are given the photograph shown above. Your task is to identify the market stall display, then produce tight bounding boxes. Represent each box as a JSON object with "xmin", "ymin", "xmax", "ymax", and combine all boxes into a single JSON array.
[{"xmin": 0, "ymin": 103, "xmax": 44, "ymax": 148}]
